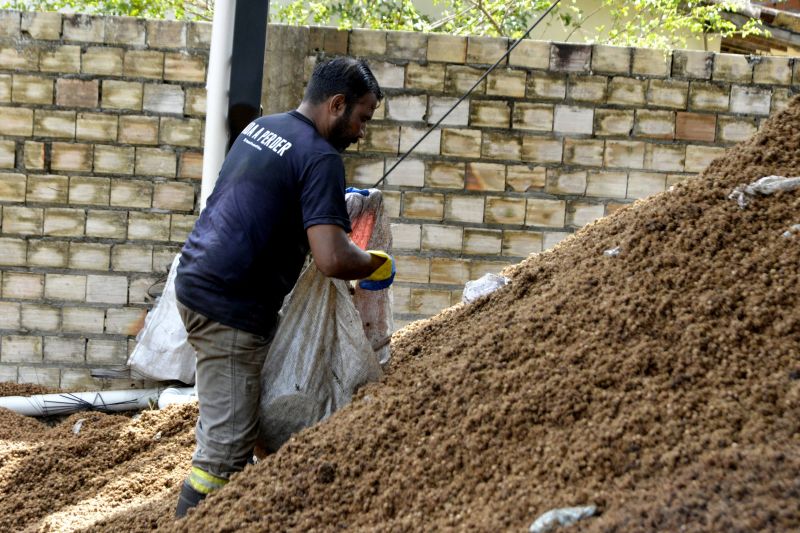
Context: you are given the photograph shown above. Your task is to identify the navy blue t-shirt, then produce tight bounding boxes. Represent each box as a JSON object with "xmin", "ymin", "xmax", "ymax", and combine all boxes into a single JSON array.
[{"xmin": 175, "ymin": 111, "xmax": 352, "ymax": 336}]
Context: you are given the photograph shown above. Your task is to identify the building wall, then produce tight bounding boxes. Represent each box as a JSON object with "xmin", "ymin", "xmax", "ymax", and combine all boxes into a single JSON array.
[{"xmin": 0, "ymin": 11, "xmax": 798, "ymax": 388}]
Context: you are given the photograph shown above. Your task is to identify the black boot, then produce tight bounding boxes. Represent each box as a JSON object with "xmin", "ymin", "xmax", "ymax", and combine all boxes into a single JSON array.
[{"xmin": 175, "ymin": 480, "xmax": 207, "ymax": 518}]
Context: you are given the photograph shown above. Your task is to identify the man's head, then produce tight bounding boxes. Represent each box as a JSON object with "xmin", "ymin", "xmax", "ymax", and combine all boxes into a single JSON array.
[{"xmin": 301, "ymin": 57, "xmax": 383, "ymax": 152}]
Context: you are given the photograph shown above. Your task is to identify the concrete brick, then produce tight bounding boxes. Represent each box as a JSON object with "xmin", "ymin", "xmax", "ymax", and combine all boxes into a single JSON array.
[
  {"xmin": 467, "ymin": 36, "xmax": 508, "ymax": 65},
  {"xmin": 188, "ymin": 21, "xmax": 212, "ymax": 49},
  {"xmin": 185, "ymin": 87, "xmax": 206, "ymax": 116},
  {"xmin": 567, "ymin": 201, "xmax": 605, "ymax": 227},
  {"xmin": 19, "ymin": 365, "xmax": 62, "ymax": 387},
  {"xmin": 0, "ymin": 237, "xmax": 26, "ymax": 266},
  {"xmin": 27, "ymin": 174, "xmax": 68, "ymax": 204},
  {"xmin": 672, "ymin": 50, "xmax": 713, "ymax": 79},
  {"xmin": 605, "ymin": 201, "xmax": 631, "ymax": 215},
  {"xmin": 607, "ymin": 77, "xmax": 646, "ymax": 106},
  {"xmin": 502, "ymin": 230, "xmax": 542, "ymax": 257},
  {"xmin": 441, "ymin": 128, "xmax": 481, "ymax": 158},
  {"xmin": 102, "ymin": 80, "xmax": 142, "ymax": 110},
  {"xmin": 586, "ymin": 170, "xmax": 627, "ymax": 198},
  {"xmin": 550, "ymin": 43, "xmax": 591, "ymax": 73},
  {"xmin": 0, "ymin": 46, "xmax": 38, "ymax": 71},
  {"xmin": 343, "ymin": 158, "xmax": 383, "ymax": 187},
  {"xmin": 85, "ymin": 274, "xmax": 128, "ymax": 304},
  {"xmin": 444, "ymin": 194, "xmax": 484, "ymax": 223},
  {"xmin": 399, "ymin": 126, "xmax": 441, "ymax": 155},
  {"xmin": 563, "ymin": 138, "xmax": 604, "ymax": 166},
  {"xmin": 310, "ymin": 26, "xmax": 348, "ymax": 55},
  {"xmin": 771, "ymin": 87, "xmax": 796, "ymax": 114},
  {"xmin": 465, "ymin": 162, "xmax": 505, "ymax": 191},
  {"xmin": 110, "ymin": 180, "xmax": 153, "ymax": 208},
  {"xmin": 507, "ymin": 39, "xmax": 549, "ymax": 69},
  {"xmin": 0, "ymin": 10, "xmax": 20, "ymax": 38},
  {"xmin": 2, "ymin": 206, "xmax": 43, "ymax": 235},
  {"xmin": 362, "ymin": 124, "xmax": 399, "ymax": 153},
  {"xmin": 0, "ymin": 365, "xmax": 16, "ymax": 382},
  {"xmin": 512, "ymin": 102, "xmax": 553, "ymax": 132},
  {"xmin": 69, "ymin": 176, "xmax": 109, "ymax": 206},
  {"xmin": 128, "ymin": 211, "xmax": 170, "ymax": 241},
  {"xmin": 39, "ymin": 45, "xmax": 81, "ymax": 74},
  {"xmin": 753, "ymin": 56, "xmax": 792, "ymax": 85},
  {"xmin": 0, "ymin": 140, "xmax": 13, "ymax": 169},
  {"xmin": 675, "ymin": 112, "xmax": 716, "ymax": 142},
  {"xmin": 55, "ymin": 78, "xmax": 98, "ymax": 108},
  {"xmin": 469, "ymin": 260, "xmax": 509, "ymax": 280},
  {"xmin": 0, "ymin": 75, "xmax": 9, "ymax": 103},
  {"xmin": 384, "ymin": 158, "xmax": 425, "ymax": 187},
  {"xmin": 86, "ymin": 210, "xmax": 127, "ymax": 239},
  {"xmin": 568, "ymin": 75, "xmax": 607, "ymax": 103},
  {"xmin": 3, "ymin": 272, "xmax": 44, "ymax": 300},
  {"xmin": 21, "ymin": 11, "xmax": 62, "ymax": 40},
  {"xmin": 27, "ymin": 240, "xmax": 68, "ymax": 268},
  {"xmin": 644, "ymin": 143, "xmax": 685, "ymax": 172},
  {"xmin": 123, "ymin": 50, "xmax": 164, "ymax": 80},
  {"xmin": 506, "ymin": 165, "xmax": 546, "ymax": 192},
  {"xmin": 153, "ymin": 246, "xmax": 181, "ymax": 272},
  {"xmin": 105, "ymin": 307, "xmax": 146, "ymax": 336},
  {"xmin": 426, "ymin": 162, "xmax": 465, "ymax": 189},
  {"xmin": 93, "ymin": 145, "xmax": 134, "ymax": 175},
  {"xmin": 45, "ymin": 273, "xmax": 86, "ymax": 301},
  {"xmin": 427, "ymin": 34, "xmax": 467, "ymax": 63},
  {"xmin": 24, "ymin": 141, "xmax": 45, "ymax": 170},
  {"xmin": 525, "ymin": 198, "xmax": 566, "ymax": 228},
  {"xmin": 0, "ymin": 106, "xmax": 34, "ymax": 136},
  {"xmin": 386, "ymin": 94, "xmax": 427, "ymax": 122},
  {"xmin": 487, "ymin": 69, "xmax": 526, "ymax": 97},
  {"xmin": 179, "ymin": 151, "xmax": 203, "ymax": 180},
  {"xmin": 647, "ymin": 79, "xmax": 689, "ymax": 109},
  {"xmin": 368, "ymin": 61, "xmax": 404, "ymax": 89},
  {"xmin": 118, "ymin": 115, "xmax": 159, "ymax": 145},
  {"xmin": 428, "ymin": 97, "xmax": 469, "ymax": 126},
  {"xmin": 689, "ymin": 82, "xmax": 730, "ymax": 112},
  {"xmin": 794, "ymin": 60, "xmax": 800, "ymax": 87},
  {"xmin": 135, "ymin": 147, "xmax": 177, "ymax": 177},
  {"xmin": 43, "ymin": 207, "xmax": 85, "ymax": 237},
  {"xmin": 522, "ymin": 137, "xmax": 562, "ymax": 164},
  {"xmin": 463, "ymin": 228, "xmax": 502, "ymax": 255},
  {"xmin": 164, "ymin": 53, "xmax": 206, "ymax": 83},
  {"xmin": 553, "ymin": 105, "xmax": 593, "ymax": 135},
  {"xmin": 0, "ymin": 301, "xmax": 21, "ymax": 330},
  {"xmin": 729, "ymin": 85, "xmax": 771, "ymax": 116},
  {"xmin": 2, "ymin": 336, "xmax": 42, "ymax": 363},
  {"xmin": 685, "ymin": 144, "xmax": 726, "ymax": 172},
  {"xmin": 718, "ymin": 115, "xmax": 758, "ymax": 143},
  {"xmin": 713, "ymin": 53, "xmax": 753, "ymax": 83},
  {"xmin": 482, "ymin": 132, "xmax": 522, "ymax": 161},
  {"xmin": 421, "ymin": 224, "xmax": 462, "ymax": 252},
  {"xmin": 170, "ymin": 213, "xmax": 196, "ymax": 242},
  {"xmin": 527, "ymin": 71, "xmax": 566, "ymax": 100},
  {"xmin": 632, "ymin": 48, "xmax": 671, "ymax": 77},
  {"xmin": 405, "ymin": 63, "xmax": 444, "ymax": 92},
  {"xmin": 546, "ymin": 169, "xmax": 587, "ymax": 195},
  {"xmin": 63, "ymin": 14, "xmax": 104, "ymax": 42},
  {"xmin": 76, "ymin": 112, "xmax": 117, "ymax": 142},
  {"xmin": 68, "ymin": 242, "xmax": 110, "ymax": 270},
  {"xmin": 386, "ymin": 31, "xmax": 427, "ymax": 60},
  {"xmin": 153, "ymin": 181, "xmax": 195, "ymax": 211},
  {"xmin": 634, "ymin": 110, "xmax": 674, "ymax": 139},
  {"xmin": 86, "ymin": 338, "xmax": 128, "ymax": 364},
  {"xmin": 349, "ymin": 28, "xmax": 386, "ymax": 56},
  {"xmin": 12, "ymin": 74, "xmax": 53, "ymax": 105},
  {"xmin": 399, "ymin": 287, "xmax": 451, "ymax": 315},
  {"xmin": 390, "ymin": 223, "xmax": 421, "ymax": 251},
  {"xmin": 61, "ymin": 307, "xmax": 104, "ymax": 334},
  {"xmin": 34, "ymin": 109, "xmax": 76, "ymax": 139},
  {"xmin": 394, "ymin": 255, "xmax": 430, "ymax": 283},
  {"xmin": 146, "ymin": 19, "xmax": 186, "ymax": 48},
  {"xmin": 445, "ymin": 65, "xmax": 486, "ymax": 95},
  {"xmin": 0, "ymin": 172, "xmax": 27, "ymax": 202},
  {"xmin": 159, "ymin": 117, "xmax": 203, "ymax": 147},
  {"xmin": 604, "ymin": 140, "xmax": 645, "ymax": 169},
  {"xmin": 402, "ymin": 192, "xmax": 444, "ymax": 220},
  {"xmin": 627, "ymin": 171, "xmax": 667, "ymax": 199},
  {"xmin": 485, "ymin": 197, "xmax": 525, "ymax": 225},
  {"xmin": 143, "ymin": 83, "xmax": 184, "ymax": 114},
  {"xmin": 111, "ymin": 244, "xmax": 153, "ymax": 272},
  {"xmin": 591, "ymin": 45, "xmax": 631, "ymax": 74},
  {"xmin": 429, "ymin": 258, "xmax": 471, "ymax": 285},
  {"xmin": 593, "ymin": 108, "xmax": 634, "ymax": 137},
  {"xmin": 543, "ymin": 231, "xmax": 571, "ymax": 250},
  {"xmin": 43, "ymin": 336, "xmax": 85, "ymax": 363},
  {"xmin": 82, "ymin": 46, "xmax": 123, "ymax": 76},
  {"xmin": 61, "ymin": 368, "xmax": 107, "ymax": 390}
]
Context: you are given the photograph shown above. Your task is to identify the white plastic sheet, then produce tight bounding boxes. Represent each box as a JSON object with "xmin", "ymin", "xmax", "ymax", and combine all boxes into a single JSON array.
[
  {"xmin": 127, "ymin": 254, "xmax": 197, "ymax": 384},
  {"xmin": 529, "ymin": 505, "xmax": 598, "ymax": 533},
  {"xmin": 729, "ymin": 175, "xmax": 800, "ymax": 208},
  {"xmin": 462, "ymin": 273, "xmax": 510, "ymax": 304}
]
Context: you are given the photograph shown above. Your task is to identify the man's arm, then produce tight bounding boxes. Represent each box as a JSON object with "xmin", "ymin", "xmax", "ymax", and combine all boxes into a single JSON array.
[{"xmin": 307, "ymin": 224, "xmax": 386, "ymax": 280}]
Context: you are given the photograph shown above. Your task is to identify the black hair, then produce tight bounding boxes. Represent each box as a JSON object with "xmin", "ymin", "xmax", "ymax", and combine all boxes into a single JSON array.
[{"xmin": 303, "ymin": 57, "xmax": 383, "ymax": 106}]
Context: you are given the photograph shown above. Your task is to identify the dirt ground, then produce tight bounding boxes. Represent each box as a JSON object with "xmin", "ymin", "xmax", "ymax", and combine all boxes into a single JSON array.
[{"xmin": 1, "ymin": 97, "xmax": 799, "ymax": 532}]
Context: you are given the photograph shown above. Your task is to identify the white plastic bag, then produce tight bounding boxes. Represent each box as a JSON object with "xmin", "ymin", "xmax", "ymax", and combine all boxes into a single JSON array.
[
  {"xmin": 729, "ymin": 175, "xmax": 800, "ymax": 208},
  {"xmin": 462, "ymin": 273, "xmax": 510, "ymax": 303},
  {"xmin": 127, "ymin": 254, "xmax": 197, "ymax": 384}
]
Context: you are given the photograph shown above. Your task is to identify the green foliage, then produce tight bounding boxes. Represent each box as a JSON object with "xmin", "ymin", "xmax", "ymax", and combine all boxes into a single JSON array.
[{"xmin": 0, "ymin": 0, "xmax": 213, "ymax": 21}]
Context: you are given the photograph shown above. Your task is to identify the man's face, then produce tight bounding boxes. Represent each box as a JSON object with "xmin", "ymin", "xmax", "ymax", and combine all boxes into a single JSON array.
[{"xmin": 329, "ymin": 92, "xmax": 379, "ymax": 153}]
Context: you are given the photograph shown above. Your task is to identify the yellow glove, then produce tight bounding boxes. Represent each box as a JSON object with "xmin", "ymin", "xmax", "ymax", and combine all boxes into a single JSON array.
[{"xmin": 359, "ymin": 250, "xmax": 395, "ymax": 290}]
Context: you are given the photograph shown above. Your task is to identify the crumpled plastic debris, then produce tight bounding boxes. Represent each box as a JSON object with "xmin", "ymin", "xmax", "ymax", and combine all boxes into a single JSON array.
[
  {"xmin": 728, "ymin": 175, "xmax": 800, "ymax": 208},
  {"xmin": 462, "ymin": 273, "xmax": 510, "ymax": 304},
  {"xmin": 782, "ymin": 224, "xmax": 800, "ymax": 239},
  {"xmin": 72, "ymin": 418, "xmax": 86, "ymax": 435},
  {"xmin": 603, "ymin": 246, "xmax": 621, "ymax": 257},
  {"xmin": 529, "ymin": 505, "xmax": 598, "ymax": 533}
]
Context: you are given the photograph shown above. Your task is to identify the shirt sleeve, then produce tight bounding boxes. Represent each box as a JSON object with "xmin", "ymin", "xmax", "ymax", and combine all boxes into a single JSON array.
[{"xmin": 300, "ymin": 153, "xmax": 352, "ymax": 233}]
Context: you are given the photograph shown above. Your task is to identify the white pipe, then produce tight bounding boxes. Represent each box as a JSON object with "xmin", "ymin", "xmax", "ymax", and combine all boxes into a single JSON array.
[
  {"xmin": 157, "ymin": 387, "xmax": 197, "ymax": 409},
  {"xmin": 200, "ymin": 0, "xmax": 238, "ymax": 211},
  {"xmin": 0, "ymin": 389, "xmax": 161, "ymax": 417}
]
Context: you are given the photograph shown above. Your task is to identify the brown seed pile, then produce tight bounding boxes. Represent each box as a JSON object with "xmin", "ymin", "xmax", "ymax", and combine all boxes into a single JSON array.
[{"xmin": 2, "ymin": 96, "xmax": 800, "ymax": 532}]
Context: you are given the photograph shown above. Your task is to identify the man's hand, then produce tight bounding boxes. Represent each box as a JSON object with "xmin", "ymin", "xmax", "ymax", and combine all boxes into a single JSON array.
[{"xmin": 358, "ymin": 251, "xmax": 395, "ymax": 291}]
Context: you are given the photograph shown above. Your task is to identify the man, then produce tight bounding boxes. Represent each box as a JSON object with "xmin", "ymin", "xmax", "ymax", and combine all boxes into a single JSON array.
[{"xmin": 174, "ymin": 57, "xmax": 393, "ymax": 517}]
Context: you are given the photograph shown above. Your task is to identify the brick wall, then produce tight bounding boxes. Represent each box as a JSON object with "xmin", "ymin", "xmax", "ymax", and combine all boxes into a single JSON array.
[{"xmin": 0, "ymin": 11, "xmax": 798, "ymax": 387}]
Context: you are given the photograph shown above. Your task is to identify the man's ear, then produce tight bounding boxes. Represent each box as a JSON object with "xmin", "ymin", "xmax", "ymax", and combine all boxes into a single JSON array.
[{"xmin": 329, "ymin": 94, "xmax": 347, "ymax": 117}]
